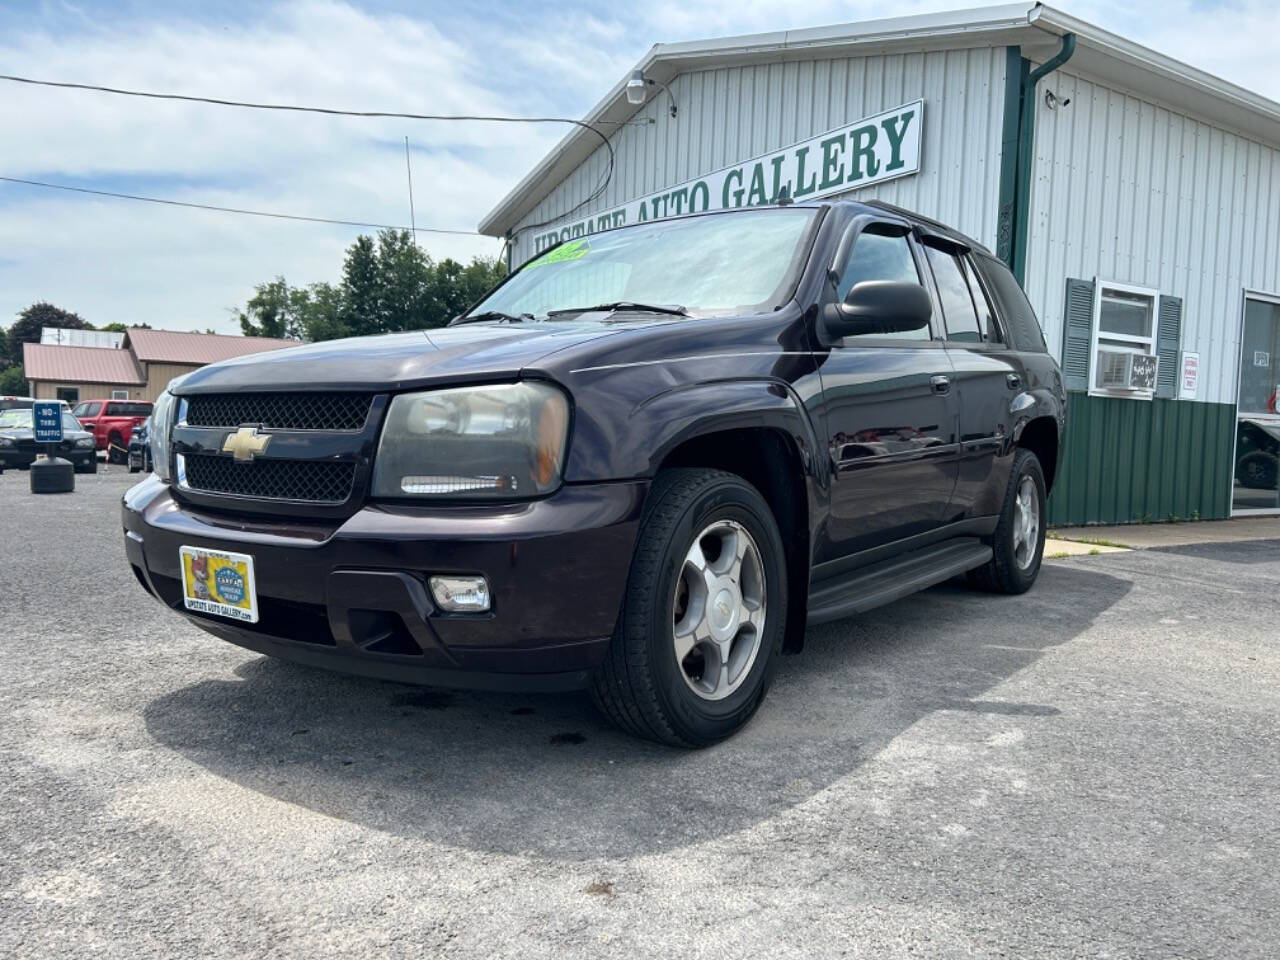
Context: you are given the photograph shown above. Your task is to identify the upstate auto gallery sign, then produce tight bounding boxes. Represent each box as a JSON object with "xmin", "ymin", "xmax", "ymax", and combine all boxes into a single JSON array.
[{"xmin": 529, "ymin": 100, "xmax": 924, "ymax": 254}]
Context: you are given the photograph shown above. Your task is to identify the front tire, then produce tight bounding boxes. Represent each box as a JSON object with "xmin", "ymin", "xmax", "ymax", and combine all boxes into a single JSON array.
[
  {"xmin": 969, "ymin": 448, "xmax": 1047, "ymax": 594},
  {"xmin": 590, "ymin": 468, "xmax": 787, "ymax": 747}
]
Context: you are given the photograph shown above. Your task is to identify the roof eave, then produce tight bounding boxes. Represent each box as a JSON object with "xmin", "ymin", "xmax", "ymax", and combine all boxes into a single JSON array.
[
  {"xmin": 478, "ymin": 1, "xmax": 1280, "ymax": 240},
  {"xmin": 476, "ymin": 3, "xmax": 1040, "ymax": 237},
  {"xmin": 1031, "ymin": 4, "xmax": 1280, "ymax": 146}
]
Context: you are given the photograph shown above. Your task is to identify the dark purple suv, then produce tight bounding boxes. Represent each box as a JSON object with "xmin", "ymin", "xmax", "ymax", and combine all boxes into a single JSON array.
[{"xmin": 123, "ymin": 200, "xmax": 1065, "ymax": 745}]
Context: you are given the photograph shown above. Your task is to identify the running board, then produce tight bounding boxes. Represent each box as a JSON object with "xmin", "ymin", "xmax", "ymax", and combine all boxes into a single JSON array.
[{"xmin": 806, "ymin": 537, "xmax": 993, "ymax": 625}]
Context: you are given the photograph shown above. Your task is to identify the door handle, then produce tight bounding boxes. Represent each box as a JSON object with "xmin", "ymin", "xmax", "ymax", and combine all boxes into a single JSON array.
[
  {"xmin": 930, "ymin": 375, "xmax": 951, "ymax": 395},
  {"xmin": 1006, "ymin": 373, "xmax": 1022, "ymax": 390}
]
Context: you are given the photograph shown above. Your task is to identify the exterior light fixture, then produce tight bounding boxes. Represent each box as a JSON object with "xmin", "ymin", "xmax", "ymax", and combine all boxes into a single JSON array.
[
  {"xmin": 624, "ymin": 69, "xmax": 677, "ymax": 118},
  {"xmin": 626, "ymin": 70, "xmax": 648, "ymax": 105}
]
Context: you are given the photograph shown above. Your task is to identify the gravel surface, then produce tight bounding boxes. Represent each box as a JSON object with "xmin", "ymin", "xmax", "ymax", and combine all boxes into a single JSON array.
[{"xmin": 2, "ymin": 468, "xmax": 1278, "ymax": 958}]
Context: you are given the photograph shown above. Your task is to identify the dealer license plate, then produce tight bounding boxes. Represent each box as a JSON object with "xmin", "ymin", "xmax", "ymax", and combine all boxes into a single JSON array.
[{"xmin": 179, "ymin": 545, "xmax": 259, "ymax": 623}]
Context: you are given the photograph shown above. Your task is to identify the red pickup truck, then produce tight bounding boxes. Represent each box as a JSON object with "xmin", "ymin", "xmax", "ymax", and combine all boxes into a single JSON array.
[{"xmin": 72, "ymin": 399, "xmax": 152, "ymax": 463}]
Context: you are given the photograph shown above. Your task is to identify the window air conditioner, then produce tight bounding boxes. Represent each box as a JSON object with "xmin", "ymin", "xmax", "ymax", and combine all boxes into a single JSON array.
[{"xmin": 1095, "ymin": 349, "xmax": 1159, "ymax": 391}]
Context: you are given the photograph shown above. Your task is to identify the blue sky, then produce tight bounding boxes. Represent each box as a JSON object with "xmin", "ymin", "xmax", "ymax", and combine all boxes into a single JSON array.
[{"xmin": 1, "ymin": 0, "xmax": 1277, "ymax": 333}]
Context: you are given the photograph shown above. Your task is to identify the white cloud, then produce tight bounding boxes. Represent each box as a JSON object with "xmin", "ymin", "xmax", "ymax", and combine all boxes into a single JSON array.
[{"xmin": 1, "ymin": 1, "xmax": 1277, "ymax": 333}]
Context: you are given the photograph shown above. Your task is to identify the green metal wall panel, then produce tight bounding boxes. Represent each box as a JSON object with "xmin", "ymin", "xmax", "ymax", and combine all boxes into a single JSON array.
[{"xmin": 1047, "ymin": 393, "xmax": 1235, "ymax": 526}]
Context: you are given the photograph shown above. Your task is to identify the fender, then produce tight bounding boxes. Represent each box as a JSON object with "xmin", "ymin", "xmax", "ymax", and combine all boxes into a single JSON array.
[
  {"xmin": 632, "ymin": 378, "xmax": 823, "ymax": 482},
  {"xmin": 1010, "ymin": 384, "xmax": 1065, "ymax": 447}
]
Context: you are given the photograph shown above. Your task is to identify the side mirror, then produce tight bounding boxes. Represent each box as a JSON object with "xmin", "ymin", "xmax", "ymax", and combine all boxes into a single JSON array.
[{"xmin": 820, "ymin": 280, "xmax": 933, "ymax": 342}]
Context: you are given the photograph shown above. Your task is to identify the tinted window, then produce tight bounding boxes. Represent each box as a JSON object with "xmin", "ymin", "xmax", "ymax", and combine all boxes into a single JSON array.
[
  {"xmin": 836, "ymin": 231, "xmax": 920, "ymax": 298},
  {"xmin": 963, "ymin": 257, "xmax": 1002, "ymax": 344},
  {"xmin": 835, "ymin": 231, "xmax": 928, "ymax": 342},
  {"xmin": 77, "ymin": 402, "xmax": 102, "ymax": 418},
  {"xmin": 925, "ymin": 246, "xmax": 981, "ymax": 342},
  {"xmin": 106, "ymin": 402, "xmax": 150, "ymax": 416},
  {"xmin": 973, "ymin": 254, "xmax": 1047, "ymax": 352}
]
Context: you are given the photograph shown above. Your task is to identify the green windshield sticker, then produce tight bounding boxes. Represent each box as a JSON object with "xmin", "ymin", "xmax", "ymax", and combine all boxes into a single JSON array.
[{"xmin": 527, "ymin": 239, "xmax": 588, "ymax": 269}]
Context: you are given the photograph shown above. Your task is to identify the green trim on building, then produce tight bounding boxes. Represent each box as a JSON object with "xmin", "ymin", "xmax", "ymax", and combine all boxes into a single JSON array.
[
  {"xmin": 1048, "ymin": 393, "xmax": 1236, "ymax": 526},
  {"xmin": 995, "ymin": 45, "xmax": 1024, "ymax": 269}
]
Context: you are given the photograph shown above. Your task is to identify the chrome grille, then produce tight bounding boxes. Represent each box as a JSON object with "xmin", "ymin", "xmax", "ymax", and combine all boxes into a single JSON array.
[
  {"xmin": 182, "ymin": 454, "xmax": 356, "ymax": 504},
  {"xmin": 184, "ymin": 393, "xmax": 372, "ymax": 431}
]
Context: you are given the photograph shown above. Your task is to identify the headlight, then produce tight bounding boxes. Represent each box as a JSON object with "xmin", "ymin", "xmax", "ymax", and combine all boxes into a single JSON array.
[
  {"xmin": 372, "ymin": 382, "xmax": 570, "ymax": 499},
  {"xmin": 150, "ymin": 390, "xmax": 177, "ymax": 481},
  {"xmin": 75, "ymin": 437, "xmax": 94, "ymax": 448}
]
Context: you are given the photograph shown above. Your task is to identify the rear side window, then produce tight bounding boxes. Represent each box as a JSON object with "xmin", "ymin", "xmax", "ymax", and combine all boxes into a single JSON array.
[
  {"xmin": 77, "ymin": 402, "xmax": 102, "ymax": 417},
  {"xmin": 106, "ymin": 402, "xmax": 150, "ymax": 416},
  {"xmin": 974, "ymin": 254, "xmax": 1047, "ymax": 352},
  {"xmin": 924, "ymin": 246, "xmax": 981, "ymax": 342}
]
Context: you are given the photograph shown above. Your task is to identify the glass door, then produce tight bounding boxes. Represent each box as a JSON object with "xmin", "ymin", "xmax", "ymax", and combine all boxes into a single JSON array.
[{"xmin": 1233, "ymin": 294, "xmax": 1280, "ymax": 513}]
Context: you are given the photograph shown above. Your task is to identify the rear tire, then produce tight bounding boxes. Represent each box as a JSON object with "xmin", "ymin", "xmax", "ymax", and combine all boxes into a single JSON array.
[
  {"xmin": 590, "ymin": 468, "xmax": 787, "ymax": 747},
  {"xmin": 1236, "ymin": 450, "xmax": 1278, "ymax": 490},
  {"xmin": 108, "ymin": 432, "xmax": 126, "ymax": 464},
  {"xmin": 969, "ymin": 448, "xmax": 1046, "ymax": 594}
]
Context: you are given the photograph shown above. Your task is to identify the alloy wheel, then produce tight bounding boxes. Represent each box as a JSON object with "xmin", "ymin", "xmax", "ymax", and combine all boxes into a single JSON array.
[
  {"xmin": 1011, "ymin": 475, "xmax": 1040, "ymax": 570},
  {"xmin": 671, "ymin": 519, "xmax": 767, "ymax": 701}
]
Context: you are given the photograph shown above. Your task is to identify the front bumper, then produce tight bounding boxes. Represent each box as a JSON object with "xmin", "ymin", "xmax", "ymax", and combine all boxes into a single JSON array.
[
  {"xmin": 121, "ymin": 477, "xmax": 646, "ymax": 691},
  {"xmin": 0, "ymin": 446, "xmax": 96, "ymax": 469}
]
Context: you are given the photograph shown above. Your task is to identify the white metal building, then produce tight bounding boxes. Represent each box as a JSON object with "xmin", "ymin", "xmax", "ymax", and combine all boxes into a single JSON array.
[{"xmin": 479, "ymin": 3, "xmax": 1280, "ymax": 524}]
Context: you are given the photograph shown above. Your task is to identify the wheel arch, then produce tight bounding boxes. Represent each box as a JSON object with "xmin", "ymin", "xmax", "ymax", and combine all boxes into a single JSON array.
[
  {"xmin": 1013, "ymin": 414, "xmax": 1060, "ymax": 494},
  {"xmin": 655, "ymin": 418, "xmax": 815, "ymax": 656}
]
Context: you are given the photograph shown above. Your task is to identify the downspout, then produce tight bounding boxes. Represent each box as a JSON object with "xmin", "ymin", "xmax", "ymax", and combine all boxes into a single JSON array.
[{"xmin": 999, "ymin": 32, "xmax": 1076, "ymax": 285}]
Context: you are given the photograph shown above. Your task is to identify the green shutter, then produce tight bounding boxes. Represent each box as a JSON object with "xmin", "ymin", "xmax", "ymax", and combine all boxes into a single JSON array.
[
  {"xmin": 1155, "ymin": 295, "xmax": 1182, "ymax": 400},
  {"xmin": 1061, "ymin": 278, "xmax": 1094, "ymax": 392}
]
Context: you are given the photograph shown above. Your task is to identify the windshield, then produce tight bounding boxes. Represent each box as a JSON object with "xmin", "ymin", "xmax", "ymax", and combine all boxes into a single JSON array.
[
  {"xmin": 470, "ymin": 209, "xmax": 819, "ymax": 320},
  {"xmin": 0, "ymin": 410, "xmax": 81, "ymax": 431}
]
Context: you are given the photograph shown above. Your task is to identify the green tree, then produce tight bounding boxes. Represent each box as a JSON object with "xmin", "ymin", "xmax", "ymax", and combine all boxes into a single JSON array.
[
  {"xmin": 299, "ymin": 282, "xmax": 346, "ymax": 342},
  {"xmin": 341, "ymin": 235, "xmax": 382, "ymax": 338},
  {"xmin": 0, "ymin": 364, "xmax": 26, "ymax": 394},
  {"xmin": 6, "ymin": 302, "xmax": 91, "ymax": 367},
  {"xmin": 236, "ymin": 231, "xmax": 507, "ymax": 342},
  {"xmin": 237, "ymin": 277, "xmax": 300, "ymax": 339},
  {"xmin": 99, "ymin": 321, "xmax": 149, "ymax": 333}
]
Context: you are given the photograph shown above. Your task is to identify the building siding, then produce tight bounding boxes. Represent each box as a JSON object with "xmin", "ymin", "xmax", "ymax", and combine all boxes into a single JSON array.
[
  {"xmin": 142, "ymin": 362, "xmax": 203, "ymax": 400},
  {"xmin": 511, "ymin": 47, "xmax": 1009, "ymax": 266},
  {"xmin": 32, "ymin": 380, "xmax": 146, "ymax": 402},
  {"xmin": 1024, "ymin": 65, "xmax": 1280, "ymax": 407},
  {"xmin": 1048, "ymin": 392, "xmax": 1236, "ymax": 525}
]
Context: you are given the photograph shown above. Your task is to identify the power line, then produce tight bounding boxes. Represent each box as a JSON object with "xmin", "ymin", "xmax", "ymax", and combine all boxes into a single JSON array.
[
  {"xmin": 0, "ymin": 175, "xmax": 481, "ymax": 235},
  {"xmin": 0, "ymin": 72, "xmax": 619, "ymax": 223}
]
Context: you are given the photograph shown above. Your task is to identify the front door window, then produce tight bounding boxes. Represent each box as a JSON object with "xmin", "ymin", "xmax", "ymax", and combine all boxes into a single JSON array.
[{"xmin": 1233, "ymin": 296, "xmax": 1280, "ymax": 512}]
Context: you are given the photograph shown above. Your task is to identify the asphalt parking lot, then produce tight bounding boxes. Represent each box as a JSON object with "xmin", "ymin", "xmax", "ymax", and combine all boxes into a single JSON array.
[{"xmin": 2, "ymin": 468, "xmax": 1278, "ymax": 959}]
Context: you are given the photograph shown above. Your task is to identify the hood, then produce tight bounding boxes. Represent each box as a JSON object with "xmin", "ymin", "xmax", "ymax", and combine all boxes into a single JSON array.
[{"xmin": 173, "ymin": 322, "xmax": 638, "ymax": 394}]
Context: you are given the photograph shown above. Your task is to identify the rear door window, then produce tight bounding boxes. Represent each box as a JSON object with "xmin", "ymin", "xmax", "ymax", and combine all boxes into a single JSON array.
[
  {"xmin": 963, "ymin": 256, "xmax": 1003, "ymax": 344},
  {"xmin": 924, "ymin": 245, "xmax": 981, "ymax": 342}
]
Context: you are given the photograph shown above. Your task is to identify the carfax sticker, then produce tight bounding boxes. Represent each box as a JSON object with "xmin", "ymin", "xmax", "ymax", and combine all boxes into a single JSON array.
[{"xmin": 179, "ymin": 545, "xmax": 259, "ymax": 623}]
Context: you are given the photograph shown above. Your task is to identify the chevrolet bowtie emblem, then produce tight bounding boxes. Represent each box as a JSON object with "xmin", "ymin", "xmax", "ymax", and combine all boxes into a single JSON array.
[{"xmin": 222, "ymin": 426, "xmax": 271, "ymax": 462}]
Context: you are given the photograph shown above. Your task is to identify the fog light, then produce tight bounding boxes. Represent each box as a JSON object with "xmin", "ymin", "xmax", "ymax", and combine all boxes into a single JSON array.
[{"xmin": 429, "ymin": 575, "xmax": 490, "ymax": 612}]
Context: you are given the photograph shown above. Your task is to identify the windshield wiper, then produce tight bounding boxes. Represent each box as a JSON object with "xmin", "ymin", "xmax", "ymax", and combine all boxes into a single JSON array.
[
  {"xmin": 547, "ymin": 301, "xmax": 689, "ymax": 318},
  {"xmin": 450, "ymin": 310, "xmax": 534, "ymax": 326}
]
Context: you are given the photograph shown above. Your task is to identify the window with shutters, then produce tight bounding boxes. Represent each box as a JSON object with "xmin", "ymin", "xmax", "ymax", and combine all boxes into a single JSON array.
[
  {"xmin": 1089, "ymin": 280, "xmax": 1161, "ymax": 399},
  {"xmin": 1061, "ymin": 278, "xmax": 1180, "ymax": 398}
]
